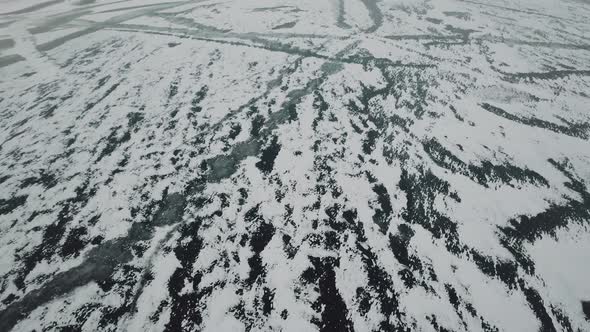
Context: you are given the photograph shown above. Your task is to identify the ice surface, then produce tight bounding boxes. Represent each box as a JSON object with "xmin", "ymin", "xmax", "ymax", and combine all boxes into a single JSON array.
[{"xmin": 0, "ymin": 0, "xmax": 589, "ymax": 331}]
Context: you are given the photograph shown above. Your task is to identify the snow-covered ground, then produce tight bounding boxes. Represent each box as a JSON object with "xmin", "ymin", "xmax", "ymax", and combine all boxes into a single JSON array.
[{"xmin": 0, "ymin": 0, "xmax": 589, "ymax": 331}]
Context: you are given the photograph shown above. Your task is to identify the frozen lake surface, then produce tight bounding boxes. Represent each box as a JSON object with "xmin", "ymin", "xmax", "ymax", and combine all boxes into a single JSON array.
[{"xmin": 0, "ymin": 0, "xmax": 589, "ymax": 331}]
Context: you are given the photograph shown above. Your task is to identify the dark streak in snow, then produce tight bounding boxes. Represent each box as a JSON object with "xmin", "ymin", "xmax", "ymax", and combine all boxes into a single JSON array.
[
  {"xmin": 255, "ymin": 135, "xmax": 281, "ymax": 175},
  {"xmin": 480, "ymin": 103, "xmax": 589, "ymax": 139}
]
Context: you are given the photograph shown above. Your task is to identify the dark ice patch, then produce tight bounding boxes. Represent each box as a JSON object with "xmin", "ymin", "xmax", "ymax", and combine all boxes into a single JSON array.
[
  {"xmin": 255, "ymin": 136, "xmax": 281, "ymax": 175},
  {"xmin": 0, "ymin": 189, "xmax": 193, "ymax": 332},
  {"xmin": 423, "ymin": 138, "xmax": 548, "ymax": 188},
  {"xmin": 443, "ymin": 11, "xmax": 471, "ymax": 20},
  {"xmin": 206, "ymin": 154, "xmax": 240, "ymax": 181},
  {"xmin": 19, "ymin": 170, "xmax": 57, "ymax": 189},
  {"xmin": 1, "ymin": 230, "xmax": 136, "ymax": 331},
  {"xmin": 362, "ymin": 129, "xmax": 379, "ymax": 154},
  {"xmin": 426, "ymin": 314, "xmax": 452, "ymax": 332},
  {"xmin": 303, "ymin": 257, "xmax": 354, "ymax": 332},
  {"xmin": 445, "ymin": 284, "xmax": 460, "ymax": 310},
  {"xmin": 500, "ymin": 159, "xmax": 589, "ymax": 244},
  {"xmin": 398, "ymin": 168, "xmax": 464, "ymax": 255},
  {"xmin": 344, "ymin": 208, "xmax": 407, "ymax": 330},
  {"xmin": 582, "ymin": 301, "xmax": 590, "ymax": 320},
  {"xmin": 497, "ymin": 160, "xmax": 589, "ymax": 277},
  {"xmin": 84, "ymin": 82, "xmax": 120, "ymax": 113},
  {"xmin": 355, "ymin": 287, "xmax": 372, "ymax": 316},
  {"xmin": 323, "ymin": 231, "xmax": 341, "ymax": 250},
  {"xmin": 286, "ymin": 103, "xmax": 298, "ymax": 121},
  {"xmin": 252, "ymin": 5, "xmax": 301, "ymax": 12},
  {"xmin": 96, "ymin": 127, "xmax": 131, "ymax": 162},
  {"xmin": 0, "ymin": 175, "xmax": 10, "ymax": 185},
  {"xmin": 165, "ymin": 217, "xmax": 206, "ymax": 331},
  {"xmin": 335, "ymin": 0, "xmax": 351, "ymax": 29},
  {"xmin": 282, "ymin": 234, "xmax": 298, "ymax": 258},
  {"xmin": 262, "ymin": 287, "xmax": 275, "ymax": 316},
  {"xmin": 474, "ymin": 251, "xmax": 519, "ymax": 288},
  {"xmin": 238, "ymin": 188, "xmax": 248, "ymax": 205},
  {"xmin": 520, "ymin": 282, "xmax": 556, "ymax": 332},
  {"xmin": 501, "ymin": 202, "xmax": 590, "ymax": 243},
  {"xmin": 389, "ymin": 224, "xmax": 424, "ymax": 280},
  {"xmin": 0, "ymin": 38, "xmax": 15, "ymax": 50},
  {"xmin": 228, "ymin": 123, "xmax": 242, "ymax": 140},
  {"xmin": 152, "ymin": 192, "xmax": 187, "ymax": 227},
  {"xmin": 372, "ymin": 184, "xmax": 392, "ymax": 234},
  {"xmin": 356, "ymin": 242, "xmax": 405, "ymax": 330},
  {"xmin": 61, "ymin": 227, "xmax": 89, "ymax": 257},
  {"xmin": 0, "ymin": 54, "xmax": 25, "ymax": 68},
  {"xmin": 312, "ymin": 91, "xmax": 328, "ymax": 131},
  {"xmin": 168, "ymin": 81, "xmax": 179, "ymax": 100},
  {"xmin": 206, "ymin": 139, "xmax": 261, "ymax": 181},
  {"xmin": 250, "ymin": 114, "xmax": 265, "ymax": 137},
  {"xmin": 247, "ymin": 212, "xmax": 275, "ymax": 285},
  {"xmin": 505, "ymin": 70, "xmax": 590, "ymax": 82},
  {"xmin": 480, "ymin": 103, "xmax": 589, "ymax": 139},
  {"xmin": 426, "ymin": 17, "xmax": 443, "ymax": 24},
  {"xmin": 1, "ymin": 0, "xmax": 63, "ymax": 15},
  {"xmin": 551, "ymin": 306, "xmax": 573, "ymax": 331},
  {"xmin": 359, "ymin": 0, "xmax": 383, "ymax": 33},
  {"xmin": 191, "ymin": 86, "xmax": 208, "ymax": 113},
  {"xmin": 127, "ymin": 112, "xmax": 144, "ymax": 128},
  {"xmin": 0, "ymin": 195, "xmax": 27, "ymax": 215},
  {"xmin": 323, "ymin": 204, "xmax": 347, "ymax": 232},
  {"xmin": 272, "ymin": 21, "xmax": 297, "ymax": 30},
  {"xmin": 95, "ymin": 75, "xmax": 111, "ymax": 91},
  {"xmin": 41, "ymin": 104, "xmax": 58, "ymax": 118}
]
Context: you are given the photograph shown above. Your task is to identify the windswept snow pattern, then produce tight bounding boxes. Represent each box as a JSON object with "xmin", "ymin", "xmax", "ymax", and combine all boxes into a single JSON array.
[{"xmin": 0, "ymin": 0, "xmax": 590, "ymax": 331}]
